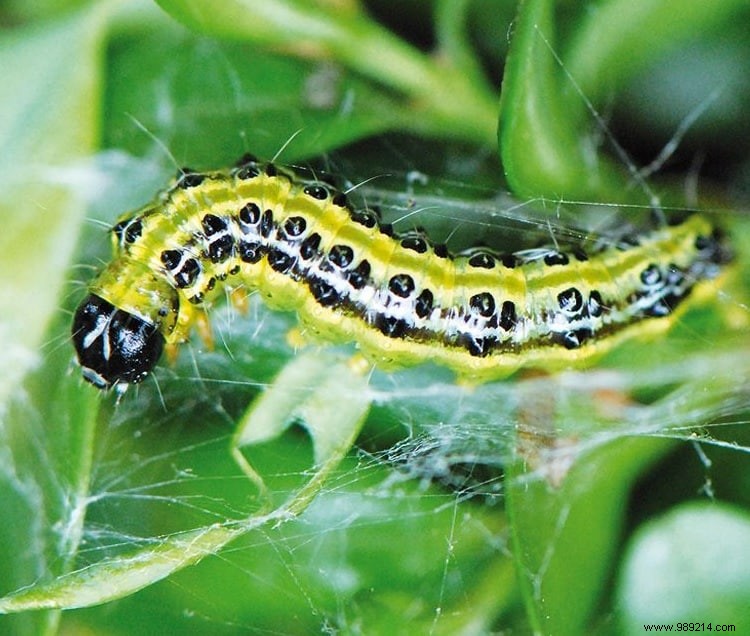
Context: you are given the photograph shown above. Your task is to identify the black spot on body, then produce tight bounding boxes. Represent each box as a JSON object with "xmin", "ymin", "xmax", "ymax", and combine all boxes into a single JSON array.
[
  {"xmin": 177, "ymin": 170, "xmax": 205, "ymax": 189},
  {"xmin": 618, "ymin": 234, "xmax": 641, "ymax": 249},
  {"xmin": 434, "ymin": 244, "xmax": 449, "ymax": 258},
  {"xmin": 175, "ymin": 258, "xmax": 200, "ymax": 288},
  {"xmin": 348, "ymin": 260, "xmax": 371, "ymax": 289},
  {"xmin": 304, "ymin": 184, "xmax": 329, "ymax": 200},
  {"xmin": 283, "ymin": 216, "xmax": 307, "ymax": 237},
  {"xmin": 500, "ymin": 301, "xmax": 516, "ymax": 331},
  {"xmin": 239, "ymin": 202, "xmax": 261, "ymax": 226},
  {"xmin": 264, "ymin": 163, "xmax": 277, "ymax": 177},
  {"xmin": 644, "ymin": 299, "xmax": 672, "ymax": 318},
  {"xmin": 239, "ymin": 241, "xmax": 265, "ymax": 263},
  {"xmin": 332, "ymin": 192, "xmax": 348, "ymax": 207},
  {"xmin": 268, "ymin": 248, "xmax": 294, "ymax": 273},
  {"xmin": 666, "ymin": 265, "xmax": 684, "ymax": 286},
  {"xmin": 576, "ymin": 328, "xmax": 593, "ymax": 345},
  {"xmin": 207, "ymin": 235, "xmax": 234, "ymax": 263},
  {"xmin": 160, "ymin": 249, "xmax": 181, "ymax": 270},
  {"xmin": 501, "ymin": 254, "xmax": 518, "ymax": 268},
  {"xmin": 554, "ymin": 328, "xmax": 592, "ymax": 349},
  {"xmin": 464, "ymin": 335, "xmax": 497, "ymax": 358},
  {"xmin": 201, "ymin": 214, "xmax": 234, "ymax": 263},
  {"xmin": 202, "ymin": 214, "xmax": 227, "ymax": 236},
  {"xmin": 300, "ymin": 233, "xmax": 321, "ymax": 261},
  {"xmin": 260, "ymin": 209, "xmax": 274, "ymax": 237},
  {"xmin": 113, "ymin": 218, "xmax": 143, "ymax": 244},
  {"xmin": 640, "ymin": 264, "xmax": 663, "ymax": 286},
  {"xmin": 544, "ymin": 251, "xmax": 569, "ymax": 266},
  {"xmin": 126, "ymin": 219, "xmax": 143, "ymax": 243},
  {"xmin": 236, "ymin": 161, "xmax": 261, "ymax": 180},
  {"xmin": 375, "ymin": 314, "xmax": 407, "ymax": 338},
  {"xmin": 328, "ymin": 244, "xmax": 354, "ymax": 268},
  {"xmin": 350, "ymin": 208, "xmax": 379, "ymax": 228},
  {"xmin": 388, "ymin": 274, "xmax": 415, "ymax": 298},
  {"xmin": 468, "ymin": 253, "xmax": 495, "ymax": 269},
  {"xmin": 309, "ymin": 277, "xmax": 342, "ymax": 306},
  {"xmin": 587, "ymin": 291, "xmax": 605, "ymax": 317},
  {"xmin": 415, "ymin": 289, "xmax": 434, "ymax": 318},
  {"xmin": 695, "ymin": 234, "xmax": 712, "ymax": 251},
  {"xmin": 401, "ymin": 236, "xmax": 428, "ymax": 253},
  {"xmin": 469, "ymin": 292, "xmax": 495, "ymax": 317},
  {"xmin": 557, "ymin": 287, "xmax": 583, "ymax": 313}
]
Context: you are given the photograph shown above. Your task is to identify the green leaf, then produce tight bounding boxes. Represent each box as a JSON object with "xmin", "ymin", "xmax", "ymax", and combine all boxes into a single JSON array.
[
  {"xmin": 0, "ymin": 334, "xmax": 100, "ymax": 634},
  {"xmin": 154, "ymin": 0, "xmax": 499, "ymax": 144},
  {"xmin": 499, "ymin": 0, "xmax": 748, "ymax": 204},
  {"xmin": 498, "ymin": 0, "xmax": 630, "ymax": 201},
  {"xmin": 0, "ymin": 524, "xmax": 245, "ymax": 613},
  {"xmin": 234, "ymin": 350, "xmax": 370, "ymax": 466},
  {"xmin": 0, "ymin": 6, "xmax": 106, "ymax": 411},
  {"xmin": 102, "ymin": 26, "xmax": 404, "ymax": 163},
  {"xmin": 506, "ymin": 407, "xmax": 674, "ymax": 634},
  {"xmin": 617, "ymin": 502, "xmax": 750, "ymax": 632},
  {"xmin": 505, "ymin": 345, "xmax": 750, "ymax": 634},
  {"xmin": 0, "ymin": 350, "xmax": 370, "ymax": 613},
  {"xmin": 233, "ymin": 349, "xmax": 372, "ymax": 509},
  {"xmin": 0, "ymin": 6, "xmax": 115, "ymax": 633},
  {"xmin": 564, "ymin": 0, "xmax": 748, "ymax": 103}
]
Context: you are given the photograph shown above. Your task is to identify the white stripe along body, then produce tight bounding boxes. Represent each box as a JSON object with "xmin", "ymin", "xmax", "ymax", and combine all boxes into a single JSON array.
[{"xmin": 71, "ymin": 155, "xmax": 732, "ymax": 389}]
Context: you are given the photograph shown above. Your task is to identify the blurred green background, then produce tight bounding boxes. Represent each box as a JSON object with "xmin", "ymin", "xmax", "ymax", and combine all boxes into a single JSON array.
[{"xmin": 0, "ymin": 1, "xmax": 748, "ymax": 634}]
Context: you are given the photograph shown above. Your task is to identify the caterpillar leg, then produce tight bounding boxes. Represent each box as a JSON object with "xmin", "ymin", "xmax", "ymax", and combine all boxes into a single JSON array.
[
  {"xmin": 227, "ymin": 286, "xmax": 250, "ymax": 314},
  {"xmin": 164, "ymin": 309, "xmax": 213, "ymax": 366},
  {"xmin": 194, "ymin": 311, "xmax": 214, "ymax": 350},
  {"xmin": 285, "ymin": 326, "xmax": 309, "ymax": 351}
]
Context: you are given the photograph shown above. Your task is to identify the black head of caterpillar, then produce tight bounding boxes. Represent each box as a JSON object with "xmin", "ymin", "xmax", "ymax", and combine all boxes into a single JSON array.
[
  {"xmin": 72, "ymin": 252, "xmax": 180, "ymax": 388},
  {"xmin": 72, "ymin": 295, "xmax": 165, "ymax": 388},
  {"xmin": 71, "ymin": 155, "xmax": 733, "ymax": 390}
]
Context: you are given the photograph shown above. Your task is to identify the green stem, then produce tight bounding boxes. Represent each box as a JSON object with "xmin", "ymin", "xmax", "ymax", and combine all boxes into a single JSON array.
[
  {"xmin": 156, "ymin": 0, "xmax": 500, "ymax": 144},
  {"xmin": 304, "ymin": 18, "xmax": 500, "ymax": 144}
]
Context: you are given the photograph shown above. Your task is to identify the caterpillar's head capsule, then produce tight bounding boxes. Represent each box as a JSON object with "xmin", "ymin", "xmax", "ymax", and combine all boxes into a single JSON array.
[{"xmin": 72, "ymin": 294, "xmax": 164, "ymax": 390}]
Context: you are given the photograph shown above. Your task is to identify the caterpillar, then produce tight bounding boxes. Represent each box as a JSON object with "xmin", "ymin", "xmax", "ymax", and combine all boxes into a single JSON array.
[{"xmin": 72, "ymin": 154, "xmax": 732, "ymax": 390}]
